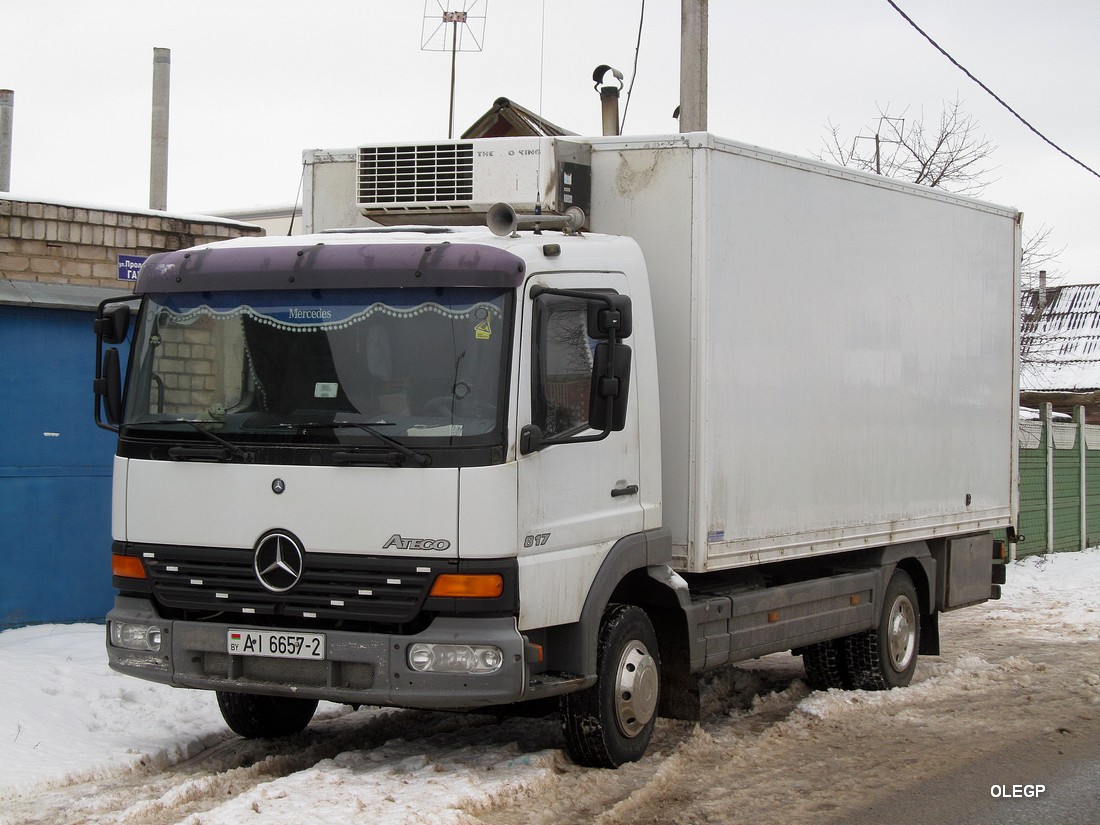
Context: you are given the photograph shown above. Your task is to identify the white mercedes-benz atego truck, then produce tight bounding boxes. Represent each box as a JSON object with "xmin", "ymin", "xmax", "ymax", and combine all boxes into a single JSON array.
[{"xmin": 95, "ymin": 133, "xmax": 1017, "ymax": 768}]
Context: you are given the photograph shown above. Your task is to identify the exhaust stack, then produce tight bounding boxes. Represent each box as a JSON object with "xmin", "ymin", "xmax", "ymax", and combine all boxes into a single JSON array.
[{"xmin": 592, "ymin": 65, "xmax": 623, "ymax": 137}]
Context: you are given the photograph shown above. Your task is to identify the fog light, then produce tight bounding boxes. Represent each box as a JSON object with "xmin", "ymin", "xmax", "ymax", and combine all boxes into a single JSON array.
[
  {"xmin": 408, "ymin": 644, "xmax": 434, "ymax": 670},
  {"xmin": 479, "ymin": 647, "xmax": 504, "ymax": 670},
  {"xmin": 407, "ymin": 642, "xmax": 503, "ymax": 674},
  {"xmin": 110, "ymin": 621, "xmax": 163, "ymax": 652}
]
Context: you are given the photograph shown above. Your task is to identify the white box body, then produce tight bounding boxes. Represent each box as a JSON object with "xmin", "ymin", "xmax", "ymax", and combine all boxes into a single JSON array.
[{"xmin": 584, "ymin": 133, "xmax": 1019, "ymax": 572}]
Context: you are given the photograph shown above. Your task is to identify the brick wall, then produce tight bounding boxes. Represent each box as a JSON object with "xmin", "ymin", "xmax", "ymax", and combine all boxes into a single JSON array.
[
  {"xmin": 0, "ymin": 195, "xmax": 264, "ymax": 291},
  {"xmin": 146, "ymin": 318, "xmax": 224, "ymax": 417}
]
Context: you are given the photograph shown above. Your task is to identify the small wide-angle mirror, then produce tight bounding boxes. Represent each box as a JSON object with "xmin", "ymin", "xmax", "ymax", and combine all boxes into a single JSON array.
[
  {"xmin": 95, "ymin": 304, "xmax": 132, "ymax": 345},
  {"xmin": 586, "ymin": 294, "xmax": 632, "ymax": 340}
]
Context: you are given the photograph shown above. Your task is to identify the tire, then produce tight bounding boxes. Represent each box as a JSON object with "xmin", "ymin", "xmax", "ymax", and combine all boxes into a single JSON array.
[
  {"xmin": 560, "ymin": 605, "xmax": 661, "ymax": 768},
  {"xmin": 802, "ymin": 638, "xmax": 855, "ymax": 691},
  {"xmin": 216, "ymin": 691, "xmax": 318, "ymax": 739},
  {"xmin": 847, "ymin": 569, "xmax": 920, "ymax": 690}
]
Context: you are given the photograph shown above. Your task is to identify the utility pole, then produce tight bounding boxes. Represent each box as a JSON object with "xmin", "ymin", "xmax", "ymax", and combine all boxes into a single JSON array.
[{"xmin": 679, "ymin": 0, "xmax": 708, "ymax": 133}]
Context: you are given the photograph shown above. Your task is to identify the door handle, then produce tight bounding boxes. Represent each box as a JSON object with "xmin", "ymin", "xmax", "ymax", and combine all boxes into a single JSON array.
[{"xmin": 611, "ymin": 484, "xmax": 639, "ymax": 498}]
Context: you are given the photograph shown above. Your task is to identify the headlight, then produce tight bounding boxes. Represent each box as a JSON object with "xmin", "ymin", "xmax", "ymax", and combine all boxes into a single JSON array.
[
  {"xmin": 109, "ymin": 621, "xmax": 164, "ymax": 652},
  {"xmin": 407, "ymin": 642, "xmax": 503, "ymax": 674}
]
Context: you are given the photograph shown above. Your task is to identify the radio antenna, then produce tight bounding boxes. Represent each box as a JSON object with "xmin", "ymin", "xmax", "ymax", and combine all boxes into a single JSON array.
[{"xmin": 421, "ymin": 1, "xmax": 488, "ymax": 139}]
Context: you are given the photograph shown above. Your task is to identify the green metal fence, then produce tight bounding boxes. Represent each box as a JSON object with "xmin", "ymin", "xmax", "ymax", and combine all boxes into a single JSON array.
[
  {"xmin": 1016, "ymin": 405, "xmax": 1100, "ymax": 556},
  {"xmin": 1017, "ymin": 419, "xmax": 1048, "ymax": 557}
]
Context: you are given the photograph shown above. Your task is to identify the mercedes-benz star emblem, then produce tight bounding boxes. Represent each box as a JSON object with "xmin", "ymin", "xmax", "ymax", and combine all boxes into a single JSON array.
[
  {"xmin": 271, "ymin": 478, "xmax": 286, "ymax": 495},
  {"xmin": 253, "ymin": 532, "xmax": 305, "ymax": 593}
]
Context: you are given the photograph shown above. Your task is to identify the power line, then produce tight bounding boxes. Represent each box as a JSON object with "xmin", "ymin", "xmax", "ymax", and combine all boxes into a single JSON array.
[{"xmin": 885, "ymin": 0, "xmax": 1100, "ymax": 181}]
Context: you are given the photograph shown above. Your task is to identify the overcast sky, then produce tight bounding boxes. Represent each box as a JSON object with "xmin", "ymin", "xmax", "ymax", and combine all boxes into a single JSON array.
[{"xmin": 4, "ymin": 0, "xmax": 1098, "ymax": 280}]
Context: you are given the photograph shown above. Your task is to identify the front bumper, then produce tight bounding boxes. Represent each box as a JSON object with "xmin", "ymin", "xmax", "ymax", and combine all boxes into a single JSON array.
[{"xmin": 106, "ymin": 597, "xmax": 529, "ymax": 709}]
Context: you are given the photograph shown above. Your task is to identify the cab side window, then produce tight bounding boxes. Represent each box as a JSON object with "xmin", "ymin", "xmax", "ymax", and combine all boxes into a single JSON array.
[{"xmin": 532, "ymin": 294, "xmax": 596, "ymax": 437}]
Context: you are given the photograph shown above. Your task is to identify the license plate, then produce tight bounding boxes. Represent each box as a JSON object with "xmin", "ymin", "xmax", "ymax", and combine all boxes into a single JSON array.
[{"xmin": 227, "ymin": 629, "xmax": 326, "ymax": 660}]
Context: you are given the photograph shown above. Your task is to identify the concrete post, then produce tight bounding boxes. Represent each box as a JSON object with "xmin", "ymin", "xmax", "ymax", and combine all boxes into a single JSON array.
[
  {"xmin": 0, "ymin": 89, "xmax": 13, "ymax": 192},
  {"xmin": 1044, "ymin": 402, "xmax": 1054, "ymax": 553},
  {"xmin": 679, "ymin": 0, "xmax": 708, "ymax": 133},
  {"xmin": 149, "ymin": 48, "xmax": 171, "ymax": 211},
  {"xmin": 1077, "ymin": 405, "xmax": 1087, "ymax": 550}
]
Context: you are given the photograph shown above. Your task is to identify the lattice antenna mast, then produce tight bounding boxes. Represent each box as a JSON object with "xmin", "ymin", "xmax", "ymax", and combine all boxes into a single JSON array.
[
  {"xmin": 421, "ymin": 1, "xmax": 488, "ymax": 139},
  {"xmin": 852, "ymin": 116, "xmax": 905, "ymax": 175}
]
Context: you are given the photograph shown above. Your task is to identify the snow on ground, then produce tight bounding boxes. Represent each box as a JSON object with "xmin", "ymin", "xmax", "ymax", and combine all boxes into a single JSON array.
[
  {"xmin": 0, "ymin": 548, "xmax": 1098, "ymax": 824},
  {"xmin": 0, "ymin": 624, "xmax": 226, "ymax": 793}
]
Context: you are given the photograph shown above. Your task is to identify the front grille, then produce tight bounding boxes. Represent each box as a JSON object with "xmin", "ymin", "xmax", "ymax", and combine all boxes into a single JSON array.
[
  {"xmin": 358, "ymin": 143, "xmax": 474, "ymax": 205},
  {"xmin": 141, "ymin": 546, "xmax": 444, "ymax": 624}
]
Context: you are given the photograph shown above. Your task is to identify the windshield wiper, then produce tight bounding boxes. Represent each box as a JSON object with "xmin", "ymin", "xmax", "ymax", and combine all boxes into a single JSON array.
[
  {"xmin": 342, "ymin": 421, "xmax": 431, "ymax": 467},
  {"xmin": 271, "ymin": 421, "xmax": 432, "ymax": 467},
  {"xmin": 128, "ymin": 419, "xmax": 254, "ymax": 462}
]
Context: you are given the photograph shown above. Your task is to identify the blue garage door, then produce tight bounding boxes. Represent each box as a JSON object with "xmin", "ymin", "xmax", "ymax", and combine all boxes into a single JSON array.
[{"xmin": 1, "ymin": 304, "xmax": 118, "ymax": 626}]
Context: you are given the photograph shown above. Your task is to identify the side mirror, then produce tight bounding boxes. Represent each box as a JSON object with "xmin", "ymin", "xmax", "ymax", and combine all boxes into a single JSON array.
[
  {"xmin": 588, "ymin": 342, "xmax": 632, "ymax": 432},
  {"xmin": 587, "ymin": 294, "xmax": 632, "ymax": 340},
  {"xmin": 95, "ymin": 348, "xmax": 123, "ymax": 429},
  {"xmin": 95, "ymin": 304, "xmax": 131, "ymax": 345}
]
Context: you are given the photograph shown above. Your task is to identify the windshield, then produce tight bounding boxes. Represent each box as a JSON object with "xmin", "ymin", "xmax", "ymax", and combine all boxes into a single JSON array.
[{"xmin": 122, "ymin": 287, "xmax": 513, "ymax": 454}]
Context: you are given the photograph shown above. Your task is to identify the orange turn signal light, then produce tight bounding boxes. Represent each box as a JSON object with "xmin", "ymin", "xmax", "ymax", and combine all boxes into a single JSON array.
[
  {"xmin": 429, "ymin": 573, "xmax": 504, "ymax": 599},
  {"xmin": 112, "ymin": 554, "xmax": 147, "ymax": 579}
]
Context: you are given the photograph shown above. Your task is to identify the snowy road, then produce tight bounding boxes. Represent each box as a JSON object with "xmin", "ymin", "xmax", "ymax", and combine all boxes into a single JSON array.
[{"xmin": 1, "ymin": 550, "xmax": 1097, "ymax": 825}]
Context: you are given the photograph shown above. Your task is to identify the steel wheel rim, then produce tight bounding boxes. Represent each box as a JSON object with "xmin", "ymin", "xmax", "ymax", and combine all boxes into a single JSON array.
[
  {"xmin": 886, "ymin": 595, "xmax": 917, "ymax": 672},
  {"xmin": 613, "ymin": 639, "xmax": 659, "ymax": 738}
]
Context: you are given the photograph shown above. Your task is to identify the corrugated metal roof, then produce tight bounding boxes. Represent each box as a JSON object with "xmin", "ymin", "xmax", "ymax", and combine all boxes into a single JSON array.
[{"xmin": 1022, "ymin": 283, "xmax": 1100, "ymax": 391}]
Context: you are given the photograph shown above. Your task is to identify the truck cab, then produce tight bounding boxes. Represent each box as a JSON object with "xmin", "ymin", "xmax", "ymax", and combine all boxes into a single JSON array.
[{"xmin": 98, "ymin": 223, "xmax": 666, "ymax": 767}]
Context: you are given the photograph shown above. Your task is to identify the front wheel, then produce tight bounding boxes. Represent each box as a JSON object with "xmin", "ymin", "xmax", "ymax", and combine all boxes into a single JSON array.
[
  {"xmin": 560, "ymin": 605, "xmax": 661, "ymax": 768},
  {"xmin": 847, "ymin": 569, "xmax": 921, "ymax": 690},
  {"xmin": 216, "ymin": 691, "xmax": 318, "ymax": 739}
]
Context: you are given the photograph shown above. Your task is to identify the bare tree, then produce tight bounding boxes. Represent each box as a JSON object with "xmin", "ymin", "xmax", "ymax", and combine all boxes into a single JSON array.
[
  {"xmin": 1019, "ymin": 225, "xmax": 1067, "ymax": 379},
  {"xmin": 1020, "ymin": 224, "xmax": 1064, "ymax": 293},
  {"xmin": 820, "ymin": 100, "xmax": 1070, "ymax": 379},
  {"xmin": 817, "ymin": 97, "xmax": 997, "ymax": 197}
]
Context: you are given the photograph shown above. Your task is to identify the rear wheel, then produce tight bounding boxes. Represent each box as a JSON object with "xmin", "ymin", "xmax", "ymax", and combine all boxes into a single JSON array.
[
  {"xmin": 802, "ymin": 638, "xmax": 855, "ymax": 691},
  {"xmin": 216, "ymin": 691, "xmax": 318, "ymax": 739},
  {"xmin": 847, "ymin": 569, "xmax": 920, "ymax": 690},
  {"xmin": 560, "ymin": 605, "xmax": 661, "ymax": 768}
]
